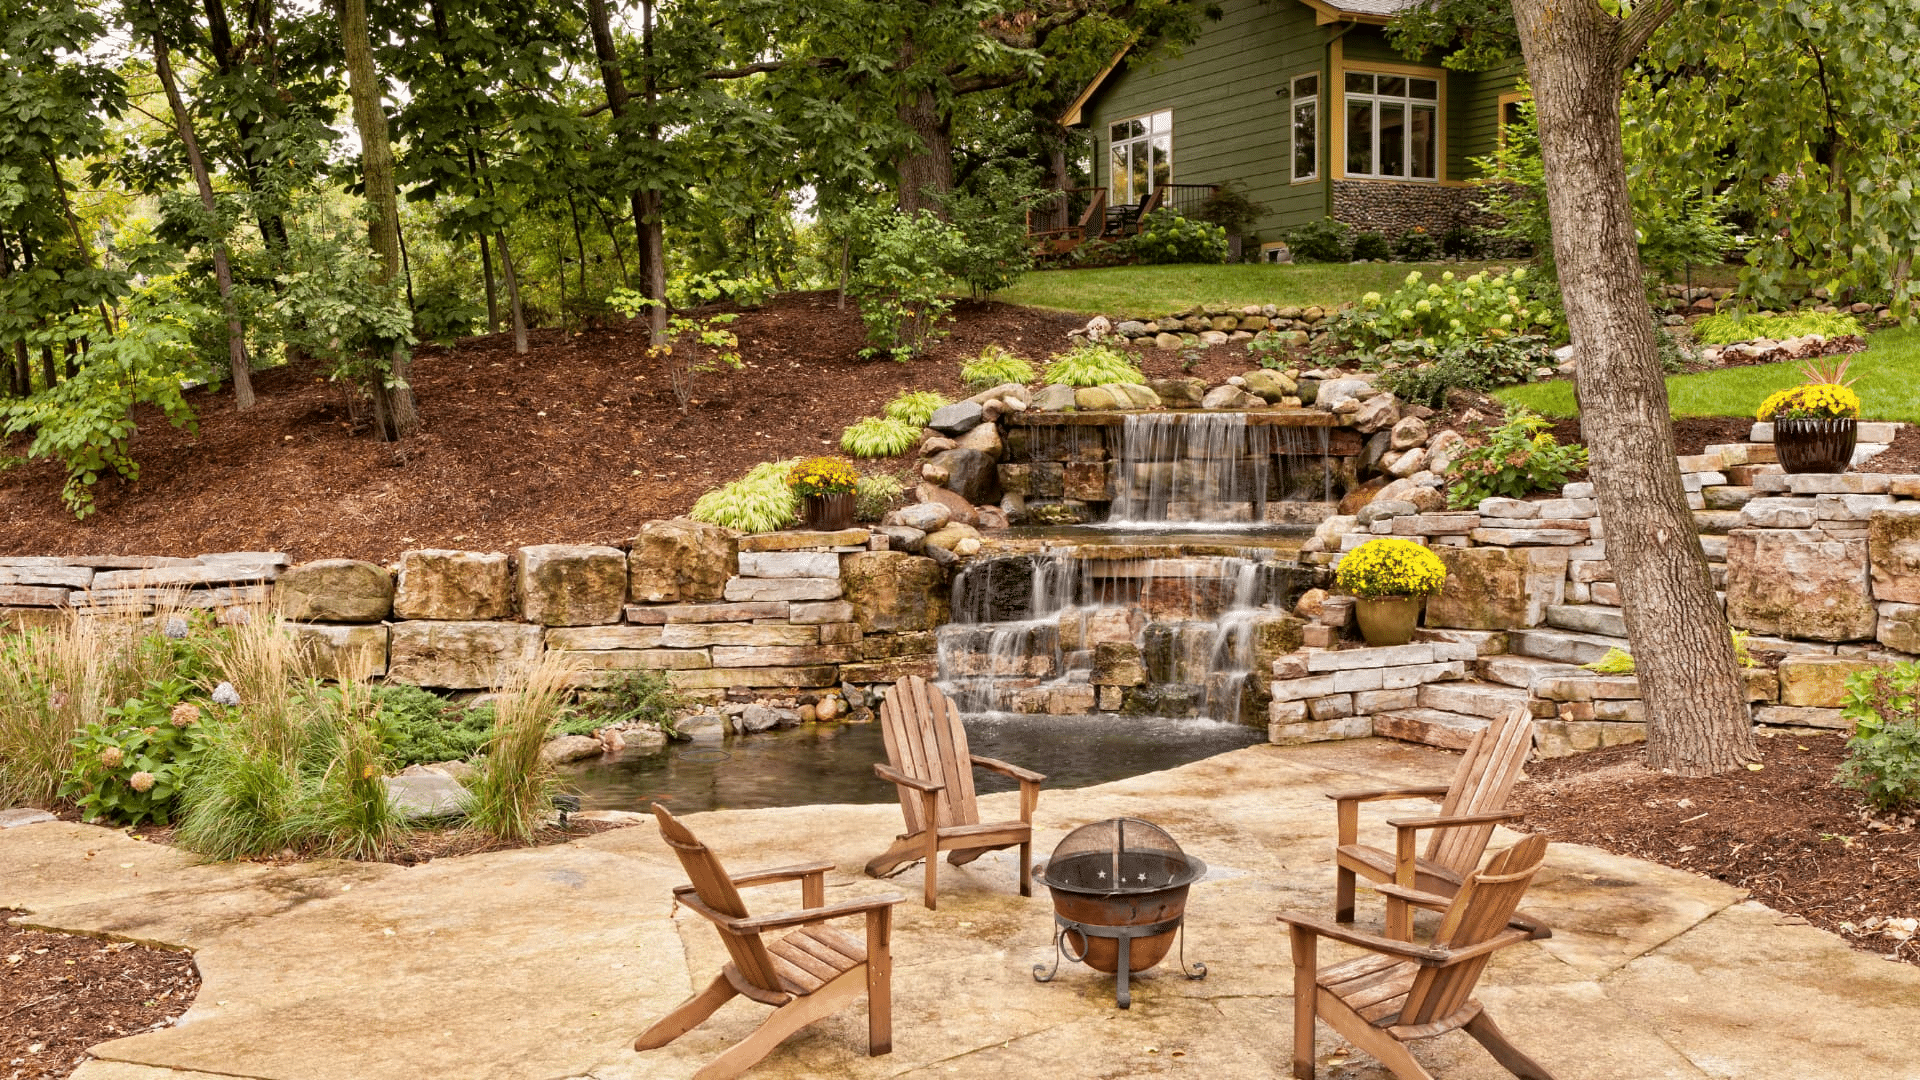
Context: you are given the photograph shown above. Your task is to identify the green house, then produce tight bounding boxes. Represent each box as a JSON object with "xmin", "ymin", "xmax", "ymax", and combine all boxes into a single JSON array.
[{"xmin": 1060, "ymin": 0, "xmax": 1526, "ymax": 256}]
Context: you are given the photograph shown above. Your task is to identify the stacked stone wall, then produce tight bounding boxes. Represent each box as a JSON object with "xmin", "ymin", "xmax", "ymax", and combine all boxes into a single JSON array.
[{"xmin": 1330, "ymin": 181, "xmax": 1501, "ymax": 239}]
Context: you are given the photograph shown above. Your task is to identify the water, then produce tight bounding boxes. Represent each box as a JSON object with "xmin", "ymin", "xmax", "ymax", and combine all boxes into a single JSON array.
[
  {"xmin": 1107, "ymin": 413, "xmax": 1338, "ymax": 526},
  {"xmin": 559, "ymin": 713, "xmax": 1265, "ymax": 813}
]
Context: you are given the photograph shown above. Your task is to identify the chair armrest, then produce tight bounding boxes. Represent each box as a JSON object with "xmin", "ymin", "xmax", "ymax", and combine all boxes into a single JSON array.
[
  {"xmin": 1425, "ymin": 926, "xmax": 1535, "ymax": 965},
  {"xmin": 728, "ymin": 861, "xmax": 836, "ymax": 889},
  {"xmin": 1371, "ymin": 881, "xmax": 1454, "ymax": 913},
  {"xmin": 875, "ymin": 763, "xmax": 944, "ymax": 793},
  {"xmin": 1327, "ymin": 785, "xmax": 1451, "ymax": 804},
  {"xmin": 731, "ymin": 893, "xmax": 906, "ymax": 935},
  {"xmin": 1386, "ymin": 809, "xmax": 1526, "ymax": 831},
  {"xmin": 971, "ymin": 755, "xmax": 1046, "ymax": 785},
  {"xmin": 1277, "ymin": 910, "xmax": 1447, "ymax": 962}
]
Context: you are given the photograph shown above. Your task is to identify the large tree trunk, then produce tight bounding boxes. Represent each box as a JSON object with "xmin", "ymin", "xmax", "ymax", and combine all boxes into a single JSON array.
[
  {"xmin": 151, "ymin": 26, "xmax": 255, "ymax": 411},
  {"xmin": 340, "ymin": 0, "xmax": 419, "ymax": 439},
  {"xmin": 585, "ymin": 0, "xmax": 657, "ymax": 320},
  {"xmin": 1512, "ymin": 0, "xmax": 1754, "ymax": 775},
  {"xmin": 896, "ymin": 84, "xmax": 954, "ymax": 217}
]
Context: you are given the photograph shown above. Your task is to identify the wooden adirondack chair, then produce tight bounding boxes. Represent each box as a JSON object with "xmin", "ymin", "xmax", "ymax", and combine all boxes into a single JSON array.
[
  {"xmin": 635, "ymin": 805, "xmax": 904, "ymax": 1080},
  {"xmin": 864, "ymin": 675, "xmax": 1045, "ymax": 910},
  {"xmin": 1279, "ymin": 834, "xmax": 1559, "ymax": 1080},
  {"xmin": 1330, "ymin": 704, "xmax": 1535, "ymax": 938}
]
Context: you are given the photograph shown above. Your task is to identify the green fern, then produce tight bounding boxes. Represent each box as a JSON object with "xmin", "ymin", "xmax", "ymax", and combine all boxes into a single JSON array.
[
  {"xmin": 1582, "ymin": 647, "xmax": 1636, "ymax": 674},
  {"xmin": 961, "ymin": 346, "xmax": 1037, "ymax": 390},
  {"xmin": 1043, "ymin": 342, "xmax": 1144, "ymax": 388},
  {"xmin": 689, "ymin": 459, "xmax": 800, "ymax": 532},
  {"xmin": 1692, "ymin": 310, "xmax": 1861, "ymax": 346},
  {"xmin": 883, "ymin": 391, "xmax": 950, "ymax": 427},
  {"xmin": 841, "ymin": 417, "xmax": 919, "ymax": 458}
]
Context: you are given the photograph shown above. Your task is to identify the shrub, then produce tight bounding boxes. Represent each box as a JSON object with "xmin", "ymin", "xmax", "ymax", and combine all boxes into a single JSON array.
[
  {"xmin": 855, "ymin": 471, "xmax": 906, "ymax": 522},
  {"xmin": 1192, "ymin": 181, "xmax": 1269, "ymax": 237},
  {"xmin": 1445, "ymin": 408, "xmax": 1588, "ymax": 508},
  {"xmin": 1043, "ymin": 342, "xmax": 1145, "ymax": 387},
  {"xmin": 845, "ymin": 207, "xmax": 966, "ymax": 361},
  {"xmin": 1692, "ymin": 310, "xmax": 1861, "ymax": 345},
  {"xmin": 786, "ymin": 456, "xmax": 859, "ymax": 497},
  {"xmin": 60, "ymin": 681, "xmax": 209, "ymax": 826},
  {"xmin": 961, "ymin": 345, "xmax": 1036, "ymax": 389},
  {"xmin": 1246, "ymin": 330, "xmax": 1304, "ymax": 370},
  {"xmin": 841, "ymin": 417, "xmax": 919, "ymax": 458},
  {"xmin": 939, "ymin": 169, "xmax": 1041, "ymax": 297},
  {"xmin": 1839, "ymin": 663, "xmax": 1920, "ymax": 813},
  {"xmin": 690, "ymin": 459, "xmax": 800, "ymax": 532},
  {"xmin": 465, "ymin": 653, "xmax": 578, "ymax": 843},
  {"xmin": 1392, "ymin": 228, "xmax": 1439, "ymax": 262},
  {"xmin": 412, "ymin": 279, "xmax": 486, "ymax": 344},
  {"xmin": 882, "ymin": 391, "xmax": 950, "ymax": 427},
  {"xmin": 370, "ymin": 684, "xmax": 497, "ymax": 767},
  {"xmin": 577, "ymin": 670, "xmax": 684, "ymax": 736},
  {"xmin": 1374, "ymin": 336, "xmax": 1556, "ymax": 407},
  {"xmin": 1350, "ymin": 232, "xmax": 1392, "ymax": 262},
  {"xmin": 1440, "ymin": 228, "xmax": 1482, "ymax": 259},
  {"xmin": 1336, "ymin": 538, "xmax": 1447, "ymax": 599},
  {"xmin": 1131, "ymin": 209, "xmax": 1228, "ymax": 265},
  {"xmin": 1327, "ymin": 267, "xmax": 1566, "ymax": 356},
  {"xmin": 1284, "ymin": 217, "xmax": 1352, "ymax": 263},
  {"xmin": 609, "ymin": 289, "xmax": 743, "ymax": 414}
]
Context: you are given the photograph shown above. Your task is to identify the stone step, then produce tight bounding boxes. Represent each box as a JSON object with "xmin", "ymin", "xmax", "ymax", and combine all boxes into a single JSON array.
[
  {"xmin": 1372, "ymin": 708, "xmax": 1490, "ymax": 751},
  {"xmin": 1545, "ymin": 604, "xmax": 1628, "ymax": 638},
  {"xmin": 1476, "ymin": 654, "xmax": 1586, "ymax": 690},
  {"xmin": 1417, "ymin": 680, "xmax": 1553, "ymax": 721},
  {"xmin": 1507, "ymin": 628, "xmax": 1631, "ymax": 666}
]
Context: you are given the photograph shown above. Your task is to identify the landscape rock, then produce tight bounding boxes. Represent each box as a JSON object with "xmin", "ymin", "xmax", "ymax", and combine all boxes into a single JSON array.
[
  {"xmin": 954, "ymin": 423, "xmax": 1003, "ymax": 459},
  {"xmin": 292, "ymin": 623, "xmax": 390, "ymax": 680},
  {"xmin": 927, "ymin": 402, "xmax": 985, "ymax": 435},
  {"xmin": 628, "ymin": 518, "xmax": 736, "ymax": 604},
  {"xmin": 1386, "ymin": 447, "xmax": 1428, "ymax": 478},
  {"xmin": 540, "ymin": 734, "xmax": 604, "ymax": 765},
  {"xmin": 873, "ymin": 525, "xmax": 927, "ymax": 554},
  {"xmin": 929, "ymin": 448, "xmax": 1001, "ymax": 505},
  {"xmin": 1426, "ymin": 546, "xmax": 1569, "ymax": 630},
  {"xmin": 384, "ymin": 773, "xmax": 468, "ymax": 820},
  {"xmin": 388, "ymin": 621, "xmax": 545, "ymax": 689},
  {"xmin": 518, "ymin": 544, "xmax": 628, "ymax": 626},
  {"xmin": 1316, "ymin": 378, "xmax": 1373, "ymax": 412},
  {"xmin": 1241, "ymin": 369, "xmax": 1297, "ymax": 402},
  {"xmin": 885, "ymin": 502, "xmax": 952, "ymax": 532},
  {"xmin": 1777, "ymin": 656, "xmax": 1883, "ymax": 708},
  {"xmin": 1147, "ymin": 377, "xmax": 1207, "ymax": 408},
  {"xmin": 1074, "ymin": 386, "xmax": 1119, "ymax": 410},
  {"xmin": 1030, "ymin": 384, "xmax": 1079, "ymax": 411},
  {"xmin": 916, "ymin": 485, "xmax": 978, "ymax": 526},
  {"xmin": 1351, "ymin": 394, "xmax": 1401, "ymax": 434},
  {"xmin": 276, "ymin": 559, "xmax": 394, "ymax": 623},
  {"xmin": 841, "ymin": 551, "xmax": 949, "ymax": 632},
  {"xmin": 393, "ymin": 550, "xmax": 515, "ymax": 621},
  {"xmin": 732, "ymin": 705, "xmax": 780, "ymax": 734},
  {"xmin": 1869, "ymin": 506, "xmax": 1920, "ymax": 604},
  {"xmin": 1390, "ymin": 416, "xmax": 1430, "ymax": 451},
  {"xmin": 1725, "ymin": 530, "xmax": 1877, "ymax": 641},
  {"xmin": 923, "ymin": 523, "xmax": 981, "ymax": 554},
  {"xmin": 1202, "ymin": 385, "xmax": 1264, "ymax": 409}
]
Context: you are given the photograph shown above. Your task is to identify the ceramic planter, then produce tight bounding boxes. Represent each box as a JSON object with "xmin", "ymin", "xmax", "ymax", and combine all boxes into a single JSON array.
[
  {"xmin": 803, "ymin": 492, "xmax": 856, "ymax": 530},
  {"xmin": 1354, "ymin": 596, "xmax": 1423, "ymax": 647},
  {"xmin": 1773, "ymin": 416, "xmax": 1857, "ymax": 475}
]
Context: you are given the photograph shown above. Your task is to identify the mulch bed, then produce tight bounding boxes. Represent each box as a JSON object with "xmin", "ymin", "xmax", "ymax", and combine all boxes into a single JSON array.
[
  {"xmin": 1513, "ymin": 732, "xmax": 1920, "ymax": 966},
  {"xmin": 1, "ymin": 913, "xmax": 199, "ymax": 1080}
]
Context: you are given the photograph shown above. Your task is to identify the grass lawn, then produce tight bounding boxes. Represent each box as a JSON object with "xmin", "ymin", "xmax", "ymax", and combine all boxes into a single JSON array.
[
  {"xmin": 1496, "ymin": 326, "xmax": 1920, "ymax": 424},
  {"xmin": 990, "ymin": 262, "xmax": 1503, "ymax": 316}
]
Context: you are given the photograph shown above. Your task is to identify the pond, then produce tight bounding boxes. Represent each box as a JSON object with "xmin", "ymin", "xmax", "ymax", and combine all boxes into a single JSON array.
[{"xmin": 559, "ymin": 712, "xmax": 1266, "ymax": 814}]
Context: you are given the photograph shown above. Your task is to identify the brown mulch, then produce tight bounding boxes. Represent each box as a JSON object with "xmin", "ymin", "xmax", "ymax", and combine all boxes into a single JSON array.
[
  {"xmin": 1, "ymin": 912, "xmax": 199, "ymax": 1080},
  {"xmin": 1513, "ymin": 733, "xmax": 1920, "ymax": 965}
]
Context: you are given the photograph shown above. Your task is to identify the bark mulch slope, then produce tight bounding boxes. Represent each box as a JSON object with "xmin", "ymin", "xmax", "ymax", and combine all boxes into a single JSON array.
[
  {"xmin": 1514, "ymin": 732, "xmax": 1920, "ymax": 966},
  {"xmin": 1, "ymin": 913, "xmax": 198, "ymax": 1080}
]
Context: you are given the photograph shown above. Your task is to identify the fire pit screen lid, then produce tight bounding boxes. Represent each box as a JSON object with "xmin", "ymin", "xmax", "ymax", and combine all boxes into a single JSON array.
[{"xmin": 1039, "ymin": 816, "xmax": 1206, "ymax": 894}]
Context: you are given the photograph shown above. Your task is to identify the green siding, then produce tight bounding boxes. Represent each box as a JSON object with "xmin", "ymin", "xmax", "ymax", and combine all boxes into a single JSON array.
[
  {"xmin": 1448, "ymin": 58, "xmax": 1526, "ymax": 180},
  {"xmin": 1081, "ymin": 0, "xmax": 1330, "ymax": 242}
]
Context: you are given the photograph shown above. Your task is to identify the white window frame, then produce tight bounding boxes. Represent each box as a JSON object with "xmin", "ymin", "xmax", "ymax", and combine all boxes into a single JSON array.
[
  {"xmin": 1291, "ymin": 74, "xmax": 1319, "ymax": 182},
  {"xmin": 1108, "ymin": 109, "xmax": 1172, "ymax": 206},
  {"xmin": 1342, "ymin": 72, "xmax": 1439, "ymax": 182}
]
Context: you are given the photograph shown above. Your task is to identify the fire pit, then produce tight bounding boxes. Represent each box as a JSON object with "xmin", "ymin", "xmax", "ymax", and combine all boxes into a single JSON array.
[{"xmin": 1030, "ymin": 817, "xmax": 1207, "ymax": 1008}]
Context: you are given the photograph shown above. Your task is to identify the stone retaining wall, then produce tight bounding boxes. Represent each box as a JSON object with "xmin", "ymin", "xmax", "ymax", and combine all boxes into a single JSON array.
[
  {"xmin": 0, "ymin": 524, "xmax": 948, "ymax": 702},
  {"xmin": 1330, "ymin": 181, "xmax": 1501, "ymax": 239}
]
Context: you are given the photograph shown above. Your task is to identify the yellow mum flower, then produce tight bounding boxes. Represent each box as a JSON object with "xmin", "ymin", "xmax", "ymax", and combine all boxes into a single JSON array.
[{"xmin": 1336, "ymin": 538, "xmax": 1448, "ymax": 600}]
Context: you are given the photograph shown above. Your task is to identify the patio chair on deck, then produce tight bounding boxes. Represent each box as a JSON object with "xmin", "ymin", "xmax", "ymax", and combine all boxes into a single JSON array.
[
  {"xmin": 635, "ymin": 805, "xmax": 903, "ymax": 1080},
  {"xmin": 1279, "ymin": 834, "xmax": 1559, "ymax": 1080}
]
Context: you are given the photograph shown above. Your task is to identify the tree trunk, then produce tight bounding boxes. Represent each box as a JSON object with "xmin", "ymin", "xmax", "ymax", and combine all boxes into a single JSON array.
[
  {"xmin": 639, "ymin": 0, "xmax": 666, "ymax": 341},
  {"xmin": 151, "ymin": 25, "xmax": 255, "ymax": 411},
  {"xmin": 1511, "ymin": 0, "xmax": 1753, "ymax": 775},
  {"xmin": 201, "ymin": 0, "xmax": 291, "ymax": 258},
  {"xmin": 340, "ymin": 0, "xmax": 419, "ymax": 438},
  {"xmin": 585, "ymin": 0, "xmax": 655, "ymax": 311},
  {"xmin": 478, "ymin": 230, "xmax": 500, "ymax": 332},
  {"xmin": 497, "ymin": 231, "xmax": 528, "ymax": 353},
  {"xmin": 0, "ymin": 235, "xmax": 29, "ymax": 396},
  {"xmin": 896, "ymin": 84, "xmax": 955, "ymax": 217}
]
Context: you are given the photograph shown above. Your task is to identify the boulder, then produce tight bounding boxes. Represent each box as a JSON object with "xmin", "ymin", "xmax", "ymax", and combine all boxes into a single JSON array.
[
  {"xmin": 629, "ymin": 518, "xmax": 736, "ymax": 604},
  {"xmin": 1147, "ymin": 377, "xmax": 1207, "ymax": 408},
  {"xmin": 1113, "ymin": 383, "xmax": 1162, "ymax": 409},
  {"xmin": 954, "ymin": 422, "xmax": 1003, "ymax": 459},
  {"xmin": 1777, "ymin": 655, "xmax": 1882, "ymax": 708},
  {"xmin": 1386, "ymin": 447, "xmax": 1428, "ymax": 479},
  {"xmin": 874, "ymin": 525, "xmax": 927, "ymax": 554},
  {"xmin": 885, "ymin": 502, "xmax": 951, "ymax": 532},
  {"xmin": 1356, "ymin": 499, "xmax": 1419, "ymax": 526},
  {"xmin": 1094, "ymin": 383, "xmax": 1142, "ymax": 410},
  {"xmin": 1426, "ymin": 547, "xmax": 1570, "ymax": 630},
  {"xmin": 1202, "ymin": 385, "xmax": 1264, "ymax": 409},
  {"xmin": 1031, "ymin": 384, "xmax": 1079, "ymax": 412},
  {"xmin": 924, "ymin": 523, "xmax": 982, "ymax": 554},
  {"xmin": 1241, "ymin": 369, "xmax": 1297, "ymax": 402},
  {"xmin": 1725, "ymin": 530, "xmax": 1876, "ymax": 641},
  {"xmin": 276, "ymin": 559, "xmax": 394, "ymax": 623},
  {"xmin": 387, "ymin": 621, "xmax": 545, "ymax": 689},
  {"xmin": 393, "ymin": 550, "xmax": 515, "ymax": 621},
  {"xmin": 541, "ymin": 734, "xmax": 604, "ymax": 765},
  {"xmin": 841, "ymin": 551, "xmax": 949, "ymax": 632},
  {"xmin": 1374, "ymin": 477, "xmax": 1446, "ymax": 512},
  {"xmin": 1074, "ymin": 386, "xmax": 1120, "ymax": 410},
  {"xmin": 1153, "ymin": 333, "xmax": 1184, "ymax": 350},
  {"xmin": 927, "ymin": 402, "xmax": 985, "ymax": 435},
  {"xmin": 1351, "ymin": 393, "xmax": 1401, "ymax": 434},
  {"xmin": 1390, "ymin": 416, "xmax": 1430, "ymax": 451},
  {"xmin": 1091, "ymin": 641, "xmax": 1147, "ymax": 686},
  {"xmin": 920, "ymin": 435, "xmax": 957, "ymax": 456},
  {"xmin": 1869, "ymin": 506, "xmax": 1920, "ymax": 604},
  {"xmin": 292, "ymin": 623, "xmax": 389, "ymax": 680},
  {"xmin": 929, "ymin": 448, "xmax": 1001, "ymax": 505},
  {"xmin": 518, "ymin": 544, "xmax": 628, "ymax": 626},
  {"xmin": 733, "ymin": 705, "xmax": 780, "ymax": 734},
  {"xmin": 915, "ymin": 485, "xmax": 979, "ymax": 526},
  {"xmin": 1316, "ymin": 378, "xmax": 1373, "ymax": 412}
]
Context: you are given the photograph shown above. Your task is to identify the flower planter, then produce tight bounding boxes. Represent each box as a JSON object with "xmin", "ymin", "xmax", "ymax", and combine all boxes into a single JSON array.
[
  {"xmin": 1354, "ymin": 596, "xmax": 1423, "ymax": 647},
  {"xmin": 803, "ymin": 492, "xmax": 856, "ymax": 530},
  {"xmin": 1774, "ymin": 416, "xmax": 1857, "ymax": 475}
]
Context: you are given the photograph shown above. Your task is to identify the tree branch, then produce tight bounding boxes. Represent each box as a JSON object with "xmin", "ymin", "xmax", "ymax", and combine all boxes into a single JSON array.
[
  {"xmin": 700, "ymin": 56, "xmax": 847, "ymax": 81},
  {"xmin": 1613, "ymin": 0, "xmax": 1678, "ymax": 70}
]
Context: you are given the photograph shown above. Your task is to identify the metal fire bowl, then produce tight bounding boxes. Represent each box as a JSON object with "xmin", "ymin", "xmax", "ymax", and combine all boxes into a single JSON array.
[{"xmin": 1032, "ymin": 851, "xmax": 1209, "ymax": 1006}]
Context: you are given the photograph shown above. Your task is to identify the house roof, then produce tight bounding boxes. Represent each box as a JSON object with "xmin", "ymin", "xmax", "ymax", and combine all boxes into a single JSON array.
[{"xmin": 1319, "ymin": 0, "xmax": 1425, "ymax": 15}]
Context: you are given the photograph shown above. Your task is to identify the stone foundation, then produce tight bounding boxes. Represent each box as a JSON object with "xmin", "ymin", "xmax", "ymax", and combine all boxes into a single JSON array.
[{"xmin": 1331, "ymin": 180, "xmax": 1500, "ymax": 238}]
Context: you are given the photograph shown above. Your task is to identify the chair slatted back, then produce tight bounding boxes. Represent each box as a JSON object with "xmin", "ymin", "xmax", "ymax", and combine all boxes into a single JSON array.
[
  {"xmin": 1397, "ymin": 834, "xmax": 1549, "ymax": 1027},
  {"xmin": 1426, "ymin": 706, "xmax": 1534, "ymax": 873},
  {"xmin": 877, "ymin": 676, "xmax": 980, "ymax": 835},
  {"xmin": 652, "ymin": 805, "xmax": 785, "ymax": 997}
]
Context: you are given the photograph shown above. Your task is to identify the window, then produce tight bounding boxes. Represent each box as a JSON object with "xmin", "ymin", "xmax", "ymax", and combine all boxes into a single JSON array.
[
  {"xmin": 1291, "ymin": 74, "xmax": 1318, "ymax": 181},
  {"xmin": 1341, "ymin": 72, "xmax": 1438, "ymax": 181},
  {"xmin": 1108, "ymin": 110, "xmax": 1171, "ymax": 206},
  {"xmin": 1498, "ymin": 93, "xmax": 1529, "ymax": 147}
]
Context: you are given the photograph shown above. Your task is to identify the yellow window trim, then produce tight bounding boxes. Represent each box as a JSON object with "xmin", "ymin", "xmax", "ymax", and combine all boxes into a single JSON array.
[
  {"xmin": 1329, "ymin": 40, "xmax": 1449, "ymax": 184},
  {"xmin": 1496, "ymin": 90, "xmax": 1531, "ymax": 148},
  {"xmin": 1289, "ymin": 70, "xmax": 1323, "ymax": 186}
]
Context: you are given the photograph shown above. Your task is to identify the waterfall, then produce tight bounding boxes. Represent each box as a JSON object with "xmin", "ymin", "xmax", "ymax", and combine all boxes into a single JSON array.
[{"xmin": 1110, "ymin": 413, "xmax": 1271, "ymax": 525}]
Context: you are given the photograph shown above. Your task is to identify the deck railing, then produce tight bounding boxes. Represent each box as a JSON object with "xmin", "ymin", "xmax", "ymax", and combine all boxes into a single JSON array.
[{"xmin": 1026, "ymin": 183, "xmax": 1218, "ymax": 249}]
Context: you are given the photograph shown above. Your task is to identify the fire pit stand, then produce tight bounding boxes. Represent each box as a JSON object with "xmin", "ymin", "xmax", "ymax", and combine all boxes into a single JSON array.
[{"xmin": 1029, "ymin": 817, "xmax": 1208, "ymax": 1008}]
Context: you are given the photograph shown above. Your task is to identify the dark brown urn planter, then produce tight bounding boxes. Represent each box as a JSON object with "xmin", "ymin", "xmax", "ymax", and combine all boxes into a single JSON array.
[
  {"xmin": 1774, "ymin": 416, "xmax": 1857, "ymax": 475},
  {"xmin": 803, "ymin": 492, "xmax": 856, "ymax": 530}
]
